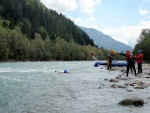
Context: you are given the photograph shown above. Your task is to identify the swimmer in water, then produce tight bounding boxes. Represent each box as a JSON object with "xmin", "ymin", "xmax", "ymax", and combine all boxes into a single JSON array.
[{"xmin": 55, "ymin": 70, "xmax": 70, "ymax": 74}]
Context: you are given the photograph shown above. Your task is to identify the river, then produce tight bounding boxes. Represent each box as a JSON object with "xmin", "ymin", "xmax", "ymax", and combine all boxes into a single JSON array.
[{"xmin": 0, "ymin": 61, "xmax": 149, "ymax": 113}]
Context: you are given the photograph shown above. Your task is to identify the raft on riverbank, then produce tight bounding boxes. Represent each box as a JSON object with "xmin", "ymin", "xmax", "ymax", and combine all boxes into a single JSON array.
[{"xmin": 94, "ymin": 60, "xmax": 127, "ymax": 67}]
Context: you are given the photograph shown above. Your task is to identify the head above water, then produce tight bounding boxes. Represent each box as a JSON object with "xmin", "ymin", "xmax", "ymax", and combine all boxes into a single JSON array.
[{"xmin": 64, "ymin": 70, "xmax": 67, "ymax": 73}]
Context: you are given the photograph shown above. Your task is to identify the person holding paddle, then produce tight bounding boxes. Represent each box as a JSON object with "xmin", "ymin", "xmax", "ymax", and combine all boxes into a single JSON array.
[
  {"xmin": 125, "ymin": 50, "xmax": 137, "ymax": 77},
  {"xmin": 107, "ymin": 54, "xmax": 112, "ymax": 70}
]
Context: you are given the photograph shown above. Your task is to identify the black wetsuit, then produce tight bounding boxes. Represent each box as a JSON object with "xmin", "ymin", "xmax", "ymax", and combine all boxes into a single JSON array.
[
  {"xmin": 107, "ymin": 56, "xmax": 112, "ymax": 69},
  {"xmin": 118, "ymin": 53, "xmax": 134, "ymax": 74},
  {"xmin": 137, "ymin": 63, "xmax": 142, "ymax": 73},
  {"xmin": 127, "ymin": 58, "xmax": 136, "ymax": 77}
]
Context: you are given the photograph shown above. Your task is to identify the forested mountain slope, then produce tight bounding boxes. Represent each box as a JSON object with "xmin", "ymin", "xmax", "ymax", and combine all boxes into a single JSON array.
[
  {"xmin": 1, "ymin": 0, "xmax": 113, "ymax": 61},
  {"xmin": 0, "ymin": 0, "xmax": 94, "ymax": 46}
]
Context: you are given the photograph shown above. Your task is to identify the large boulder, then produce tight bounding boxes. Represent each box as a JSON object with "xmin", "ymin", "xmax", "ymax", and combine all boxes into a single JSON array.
[{"xmin": 118, "ymin": 98, "xmax": 144, "ymax": 106}]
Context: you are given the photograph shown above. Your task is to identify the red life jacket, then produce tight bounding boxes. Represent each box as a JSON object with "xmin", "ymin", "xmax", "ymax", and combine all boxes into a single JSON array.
[
  {"xmin": 136, "ymin": 53, "xmax": 144, "ymax": 63},
  {"xmin": 126, "ymin": 52, "xmax": 132, "ymax": 60}
]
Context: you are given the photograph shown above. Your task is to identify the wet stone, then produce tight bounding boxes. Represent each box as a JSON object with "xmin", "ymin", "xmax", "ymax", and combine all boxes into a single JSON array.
[{"xmin": 118, "ymin": 98, "xmax": 144, "ymax": 107}]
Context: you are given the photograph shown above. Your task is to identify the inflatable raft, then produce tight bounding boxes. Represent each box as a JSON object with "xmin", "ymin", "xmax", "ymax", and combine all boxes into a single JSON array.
[{"xmin": 94, "ymin": 61, "xmax": 127, "ymax": 67}]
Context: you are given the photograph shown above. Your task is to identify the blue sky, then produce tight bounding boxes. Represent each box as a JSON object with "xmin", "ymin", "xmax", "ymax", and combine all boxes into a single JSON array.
[{"xmin": 40, "ymin": 0, "xmax": 150, "ymax": 48}]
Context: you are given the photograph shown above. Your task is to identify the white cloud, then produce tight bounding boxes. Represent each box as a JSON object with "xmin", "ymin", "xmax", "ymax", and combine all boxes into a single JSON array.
[
  {"xmin": 69, "ymin": 16, "xmax": 96, "ymax": 23},
  {"xmin": 40, "ymin": 0, "xmax": 101, "ymax": 14},
  {"xmin": 139, "ymin": 9, "xmax": 149, "ymax": 15},
  {"xmin": 40, "ymin": 0, "xmax": 78, "ymax": 13},
  {"xmin": 112, "ymin": 19, "xmax": 120, "ymax": 22},
  {"xmin": 102, "ymin": 20, "xmax": 150, "ymax": 47},
  {"xmin": 69, "ymin": 17, "xmax": 83, "ymax": 23},
  {"xmin": 68, "ymin": 16, "xmax": 98, "ymax": 28},
  {"xmin": 78, "ymin": 0, "xmax": 101, "ymax": 14}
]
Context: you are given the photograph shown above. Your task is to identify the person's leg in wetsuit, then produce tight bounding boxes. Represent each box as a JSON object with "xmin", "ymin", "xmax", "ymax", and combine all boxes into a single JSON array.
[
  {"xmin": 127, "ymin": 61, "xmax": 130, "ymax": 77},
  {"xmin": 139, "ymin": 63, "xmax": 142, "ymax": 73},
  {"xmin": 130, "ymin": 66, "xmax": 133, "ymax": 72},
  {"xmin": 137, "ymin": 63, "xmax": 142, "ymax": 73},
  {"xmin": 109, "ymin": 61, "xmax": 112, "ymax": 69},
  {"xmin": 127, "ymin": 59, "xmax": 136, "ymax": 77},
  {"xmin": 140, "ymin": 63, "xmax": 142, "ymax": 73},
  {"xmin": 130, "ymin": 60, "xmax": 137, "ymax": 76}
]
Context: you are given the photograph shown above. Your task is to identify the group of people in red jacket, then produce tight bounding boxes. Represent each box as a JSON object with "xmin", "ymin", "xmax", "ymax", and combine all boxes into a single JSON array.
[{"xmin": 125, "ymin": 49, "xmax": 144, "ymax": 77}]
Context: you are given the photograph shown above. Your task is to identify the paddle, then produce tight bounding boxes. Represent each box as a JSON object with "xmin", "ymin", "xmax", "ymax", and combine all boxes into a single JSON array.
[
  {"xmin": 110, "ymin": 48, "xmax": 126, "ymax": 56},
  {"xmin": 90, "ymin": 52, "xmax": 98, "ymax": 60},
  {"xmin": 110, "ymin": 48, "xmax": 118, "ymax": 55}
]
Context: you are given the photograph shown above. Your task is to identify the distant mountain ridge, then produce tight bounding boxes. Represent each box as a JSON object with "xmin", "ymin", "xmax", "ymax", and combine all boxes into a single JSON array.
[{"xmin": 80, "ymin": 27, "xmax": 132, "ymax": 53}]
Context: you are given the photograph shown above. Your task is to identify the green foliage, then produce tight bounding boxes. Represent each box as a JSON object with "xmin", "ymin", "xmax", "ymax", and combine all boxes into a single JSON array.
[
  {"xmin": 44, "ymin": 35, "xmax": 52, "ymax": 60},
  {"xmin": 17, "ymin": 19, "xmax": 32, "ymax": 39},
  {"xmin": 0, "ymin": 26, "xmax": 113, "ymax": 61},
  {"xmin": 0, "ymin": 0, "xmax": 116, "ymax": 61},
  {"xmin": 0, "ymin": 28, "xmax": 11, "ymax": 61},
  {"xmin": 30, "ymin": 33, "xmax": 45, "ymax": 60},
  {"xmin": 0, "ymin": 0, "xmax": 95, "ymax": 46},
  {"xmin": 133, "ymin": 29, "xmax": 150, "ymax": 62}
]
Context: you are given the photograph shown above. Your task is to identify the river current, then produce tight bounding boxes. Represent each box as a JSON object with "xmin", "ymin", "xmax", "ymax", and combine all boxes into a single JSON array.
[{"xmin": 0, "ymin": 61, "xmax": 149, "ymax": 113}]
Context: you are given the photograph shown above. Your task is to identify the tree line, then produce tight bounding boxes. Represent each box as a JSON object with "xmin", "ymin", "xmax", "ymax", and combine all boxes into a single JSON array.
[
  {"xmin": 0, "ymin": 25, "xmax": 127, "ymax": 61},
  {"xmin": 0, "ymin": 26, "xmax": 111, "ymax": 61},
  {"xmin": 133, "ymin": 29, "xmax": 150, "ymax": 62}
]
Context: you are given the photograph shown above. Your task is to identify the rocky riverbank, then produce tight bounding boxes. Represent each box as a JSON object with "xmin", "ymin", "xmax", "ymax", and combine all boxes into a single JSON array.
[{"xmin": 103, "ymin": 63, "xmax": 150, "ymax": 106}]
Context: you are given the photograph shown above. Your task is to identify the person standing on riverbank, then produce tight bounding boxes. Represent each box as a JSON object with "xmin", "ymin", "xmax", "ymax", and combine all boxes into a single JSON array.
[
  {"xmin": 136, "ymin": 50, "xmax": 144, "ymax": 74},
  {"xmin": 126, "ymin": 50, "xmax": 137, "ymax": 77},
  {"xmin": 107, "ymin": 54, "xmax": 112, "ymax": 70}
]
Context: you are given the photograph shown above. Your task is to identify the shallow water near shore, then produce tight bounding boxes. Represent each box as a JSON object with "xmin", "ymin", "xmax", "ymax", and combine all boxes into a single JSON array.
[{"xmin": 0, "ymin": 61, "xmax": 150, "ymax": 113}]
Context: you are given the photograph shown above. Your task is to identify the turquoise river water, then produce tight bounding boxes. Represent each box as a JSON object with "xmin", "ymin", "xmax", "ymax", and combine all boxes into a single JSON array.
[{"xmin": 0, "ymin": 61, "xmax": 149, "ymax": 113}]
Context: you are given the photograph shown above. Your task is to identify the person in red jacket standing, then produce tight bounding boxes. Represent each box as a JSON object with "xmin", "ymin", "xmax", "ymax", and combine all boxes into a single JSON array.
[
  {"xmin": 126, "ymin": 50, "xmax": 137, "ymax": 77},
  {"xmin": 136, "ymin": 50, "xmax": 144, "ymax": 74}
]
